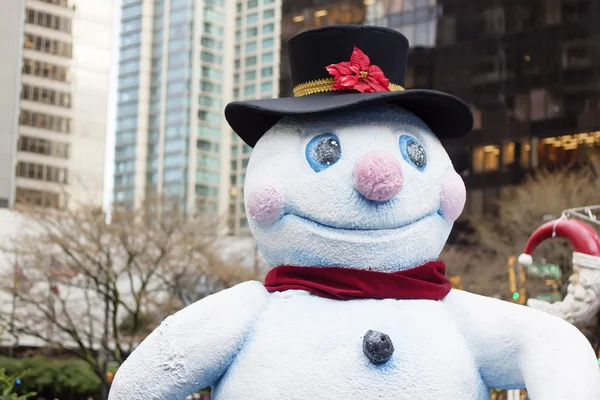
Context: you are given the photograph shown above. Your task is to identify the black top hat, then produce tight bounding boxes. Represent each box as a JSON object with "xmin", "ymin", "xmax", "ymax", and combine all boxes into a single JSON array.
[{"xmin": 225, "ymin": 25, "xmax": 473, "ymax": 148}]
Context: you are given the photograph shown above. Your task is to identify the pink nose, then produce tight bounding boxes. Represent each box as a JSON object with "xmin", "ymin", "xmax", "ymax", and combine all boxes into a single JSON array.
[{"xmin": 353, "ymin": 151, "xmax": 403, "ymax": 202}]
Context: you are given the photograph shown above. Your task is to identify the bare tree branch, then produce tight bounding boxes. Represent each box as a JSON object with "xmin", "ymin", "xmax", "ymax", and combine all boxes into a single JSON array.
[{"xmin": 0, "ymin": 198, "xmax": 256, "ymax": 400}]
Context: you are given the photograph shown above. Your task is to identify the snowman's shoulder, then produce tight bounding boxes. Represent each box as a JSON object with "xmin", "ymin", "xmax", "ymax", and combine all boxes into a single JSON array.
[
  {"xmin": 443, "ymin": 289, "xmax": 533, "ymax": 321},
  {"xmin": 193, "ymin": 280, "xmax": 270, "ymax": 313},
  {"xmin": 443, "ymin": 289, "xmax": 542, "ymax": 319},
  {"xmin": 442, "ymin": 289, "xmax": 574, "ymax": 338}
]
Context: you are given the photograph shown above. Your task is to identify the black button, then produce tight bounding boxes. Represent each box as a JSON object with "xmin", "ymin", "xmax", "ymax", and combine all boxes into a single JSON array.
[{"xmin": 363, "ymin": 330, "xmax": 395, "ymax": 365}]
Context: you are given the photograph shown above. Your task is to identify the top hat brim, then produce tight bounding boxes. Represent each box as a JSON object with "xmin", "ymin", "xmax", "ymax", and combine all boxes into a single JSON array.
[{"xmin": 225, "ymin": 89, "xmax": 473, "ymax": 148}]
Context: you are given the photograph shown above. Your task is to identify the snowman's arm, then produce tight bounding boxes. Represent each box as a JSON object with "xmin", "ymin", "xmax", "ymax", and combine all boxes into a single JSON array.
[
  {"xmin": 109, "ymin": 281, "xmax": 269, "ymax": 400},
  {"xmin": 445, "ymin": 290, "xmax": 600, "ymax": 398}
]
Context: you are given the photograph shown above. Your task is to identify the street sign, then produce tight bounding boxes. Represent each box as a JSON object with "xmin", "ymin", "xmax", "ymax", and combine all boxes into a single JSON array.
[
  {"xmin": 526, "ymin": 263, "xmax": 562, "ymax": 279},
  {"xmin": 536, "ymin": 292, "xmax": 563, "ymax": 303}
]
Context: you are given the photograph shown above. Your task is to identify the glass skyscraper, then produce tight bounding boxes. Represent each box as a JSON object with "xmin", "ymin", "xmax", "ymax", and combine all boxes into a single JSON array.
[{"xmin": 114, "ymin": 0, "xmax": 280, "ymax": 234}]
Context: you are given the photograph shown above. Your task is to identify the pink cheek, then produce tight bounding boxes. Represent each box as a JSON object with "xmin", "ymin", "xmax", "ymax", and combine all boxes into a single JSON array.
[
  {"xmin": 440, "ymin": 170, "xmax": 466, "ymax": 223},
  {"xmin": 246, "ymin": 181, "xmax": 285, "ymax": 226}
]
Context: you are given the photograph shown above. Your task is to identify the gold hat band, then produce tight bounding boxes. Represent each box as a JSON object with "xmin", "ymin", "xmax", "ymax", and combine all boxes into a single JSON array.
[{"xmin": 293, "ymin": 77, "xmax": 405, "ymax": 97}]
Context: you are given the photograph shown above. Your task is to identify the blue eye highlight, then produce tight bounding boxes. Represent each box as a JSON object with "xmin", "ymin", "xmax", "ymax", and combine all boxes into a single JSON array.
[
  {"xmin": 399, "ymin": 135, "xmax": 427, "ymax": 171},
  {"xmin": 305, "ymin": 133, "xmax": 342, "ymax": 173}
]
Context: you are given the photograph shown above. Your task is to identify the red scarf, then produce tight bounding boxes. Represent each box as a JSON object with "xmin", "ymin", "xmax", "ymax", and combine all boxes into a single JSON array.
[{"xmin": 264, "ymin": 261, "xmax": 451, "ymax": 301}]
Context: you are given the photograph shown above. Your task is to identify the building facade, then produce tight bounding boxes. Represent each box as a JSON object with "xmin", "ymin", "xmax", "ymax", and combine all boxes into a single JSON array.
[
  {"xmin": 229, "ymin": 0, "xmax": 282, "ymax": 234},
  {"xmin": 114, "ymin": 0, "xmax": 281, "ymax": 234},
  {"xmin": 0, "ymin": 1, "xmax": 26, "ymax": 208},
  {"xmin": 361, "ymin": 0, "xmax": 600, "ymax": 218},
  {"xmin": 279, "ymin": 0, "xmax": 367, "ymax": 97},
  {"xmin": 0, "ymin": 0, "xmax": 113, "ymax": 209}
]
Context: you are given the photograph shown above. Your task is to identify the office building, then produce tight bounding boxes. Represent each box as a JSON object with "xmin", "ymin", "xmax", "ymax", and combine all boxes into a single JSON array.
[
  {"xmin": 229, "ymin": 0, "xmax": 282, "ymax": 234},
  {"xmin": 279, "ymin": 0, "xmax": 367, "ymax": 97},
  {"xmin": 0, "ymin": 0, "xmax": 113, "ymax": 209},
  {"xmin": 360, "ymin": 0, "xmax": 600, "ymax": 217},
  {"xmin": 114, "ymin": 0, "xmax": 281, "ymax": 235}
]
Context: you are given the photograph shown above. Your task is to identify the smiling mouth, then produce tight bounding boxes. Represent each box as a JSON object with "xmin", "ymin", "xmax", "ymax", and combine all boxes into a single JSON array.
[{"xmin": 281, "ymin": 210, "xmax": 442, "ymax": 233}]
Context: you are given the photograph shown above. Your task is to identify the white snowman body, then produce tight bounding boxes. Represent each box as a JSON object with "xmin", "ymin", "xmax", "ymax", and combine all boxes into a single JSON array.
[
  {"xmin": 109, "ymin": 106, "xmax": 600, "ymax": 400},
  {"xmin": 215, "ymin": 289, "xmax": 488, "ymax": 400}
]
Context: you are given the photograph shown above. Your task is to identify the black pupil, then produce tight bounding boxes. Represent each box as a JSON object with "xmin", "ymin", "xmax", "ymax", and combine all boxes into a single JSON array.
[
  {"xmin": 315, "ymin": 138, "xmax": 341, "ymax": 165},
  {"xmin": 406, "ymin": 140, "xmax": 427, "ymax": 168}
]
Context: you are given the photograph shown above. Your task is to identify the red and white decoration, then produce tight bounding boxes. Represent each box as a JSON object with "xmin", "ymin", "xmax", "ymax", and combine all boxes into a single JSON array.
[{"xmin": 522, "ymin": 207, "xmax": 600, "ymax": 328}]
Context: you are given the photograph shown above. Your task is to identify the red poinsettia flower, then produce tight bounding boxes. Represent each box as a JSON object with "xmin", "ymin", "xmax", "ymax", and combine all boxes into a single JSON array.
[{"xmin": 326, "ymin": 46, "xmax": 391, "ymax": 93}]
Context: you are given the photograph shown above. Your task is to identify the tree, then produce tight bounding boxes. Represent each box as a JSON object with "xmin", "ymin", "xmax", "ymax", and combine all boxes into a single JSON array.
[
  {"xmin": 464, "ymin": 161, "xmax": 600, "ymax": 296},
  {"xmin": 0, "ymin": 368, "xmax": 35, "ymax": 400},
  {"xmin": 439, "ymin": 159, "xmax": 600, "ymax": 297},
  {"xmin": 0, "ymin": 356, "xmax": 100, "ymax": 399},
  {"xmin": 0, "ymin": 201, "xmax": 255, "ymax": 400}
]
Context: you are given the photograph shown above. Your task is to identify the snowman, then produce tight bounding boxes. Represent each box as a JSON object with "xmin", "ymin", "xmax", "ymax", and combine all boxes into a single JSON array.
[{"xmin": 109, "ymin": 26, "xmax": 600, "ymax": 399}]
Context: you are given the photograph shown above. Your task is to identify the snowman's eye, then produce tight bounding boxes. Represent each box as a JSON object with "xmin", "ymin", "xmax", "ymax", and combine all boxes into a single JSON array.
[
  {"xmin": 305, "ymin": 133, "xmax": 342, "ymax": 173},
  {"xmin": 399, "ymin": 135, "xmax": 427, "ymax": 171}
]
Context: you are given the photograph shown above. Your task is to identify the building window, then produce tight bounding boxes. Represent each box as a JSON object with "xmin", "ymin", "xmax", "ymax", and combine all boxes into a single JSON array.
[
  {"xmin": 196, "ymin": 170, "xmax": 220, "ymax": 184},
  {"xmin": 199, "ymin": 95, "xmax": 221, "ymax": 108},
  {"xmin": 245, "ymin": 56, "xmax": 257, "ymax": 66},
  {"xmin": 472, "ymin": 106, "xmax": 482, "ymax": 130},
  {"xmin": 18, "ymin": 136, "xmax": 69, "ymax": 158},
  {"xmin": 15, "ymin": 188, "xmax": 60, "ymax": 208},
  {"xmin": 261, "ymin": 66, "xmax": 273, "ymax": 77},
  {"xmin": 530, "ymin": 88, "xmax": 563, "ymax": 122},
  {"xmin": 195, "ymin": 184, "xmax": 219, "ymax": 197},
  {"xmin": 201, "ymin": 37, "xmax": 223, "ymax": 50},
  {"xmin": 244, "ymin": 85, "xmax": 256, "ymax": 96},
  {"xmin": 122, "ymin": 17, "xmax": 142, "ymax": 33},
  {"xmin": 24, "ymin": 34, "xmax": 72, "ymax": 58},
  {"xmin": 502, "ymin": 142, "xmax": 515, "ymax": 166},
  {"xmin": 197, "ymin": 140, "xmax": 220, "ymax": 152},
  {"xmin": 262, "ymin": 52, "xmax": 274, "ymax": 63},
  {"xmin": 26, "ymin": 9, "xmax": 72, "ymax": 33},
  {"xmin": 246, "ymin": 12, "xmax": 258, "ymax": 24},
  {"xmin": 201, "ymin": 66, "xmax": 223, "ymax": 80},
  {"xmin": 22, "ymin": 59, "xmax": 70, "ymax": 82},
  {"xmin": 262, "ymin": 38, "xmax": 274, "ymax": 49},
  {"xmin": 203, "ymin": 23, "xmax": 223, "ymax": 36},
  {"xmin": 122, "ymin": 3, "xmax": 143, "ymax": 19},
  {"xmin": 198, "ymin": 125, "xmax": 221, "ymax": 139},
  {"xmin": 245, "ymin": 41, "xmax": 257, "ymax": 52},
  {"xmin": 472, "ymin": 145, "xmax": 500, "ymax": 173},
  {"xmin": 260, "ymin": 82, "xmax": 272, "ymax": 92},
  {"xmin": 19, "ymin": 110, "xmax": 71, "ymax": 133},
  {"xmin": 246, "ymin": 27, "xmax": 258, "ymax": 37},
  {"xmin": 197, "ymin": 154, "xmax": 220, "ymax": 169},
  {"xmin": 38, "ymin": 0, "xmax": 69, "ymax": 6},
  {"xmin": 263, "ymin": 9, "xmax": 275, "ymax": 19},
  {"xmin": 245, "ymin": 70, "xmax": 256, "ymax": 80},
  {"xmin": 121, "ymin": 31, "xmax": 141, "ymax": 47},
  {"xmin": 16, "ymin": 162, "xmax": 69, "ymax": 184},
  {"xmin": 198, "ymin": 110, "xmax": 221, "ymax": 124},
  {"xmin": 201, "ymin": 81, "xmax": 222, "ymax": 93},
  {"xmin": 263, "ymin": 23, "xmax": 274, "ymax": 33},
  {"xmin": 248, "ymin": 0, "xmax": 258, "ymax": 8}
]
